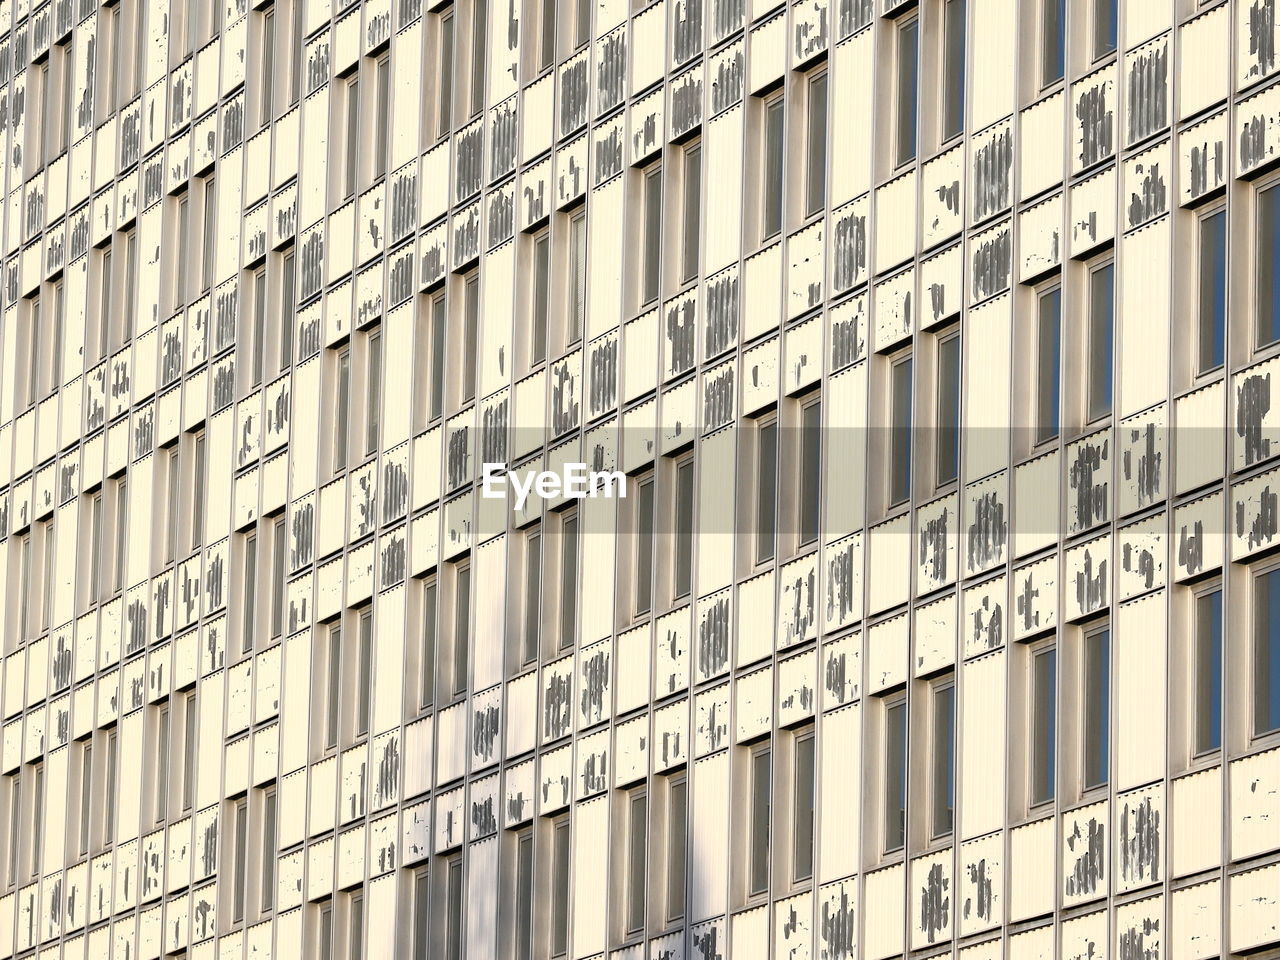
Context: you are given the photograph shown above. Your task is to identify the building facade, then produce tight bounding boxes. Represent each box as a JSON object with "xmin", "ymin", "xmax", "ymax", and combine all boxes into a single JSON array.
[{"xmin": 0, "ymin": 0, "xmax": 1278, "ymax": 958}]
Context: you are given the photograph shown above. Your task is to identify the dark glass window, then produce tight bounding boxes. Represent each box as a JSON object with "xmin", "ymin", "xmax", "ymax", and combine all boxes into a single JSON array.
[
  {"xmin": 1083, "ymin": 626, "xmax": 1110, "ymax": 790},
  {"xmin": 896, "ymin": 19, "xmax": 918, "ymax": 166},
  {"xmin": 1198, "ymin": 210, "xmax": 1226, "ymax": 372},
  {"xmin": 1036, "ymin": 287, "xmax": 1061, "ymax": 444},
  {"xmin": 1195, "ymin": 588, "xmax": 1222, "ymax": 754},
  {"xmin": 1087, "ymin": 262, "xmax": 1114, "ymax": 421}
]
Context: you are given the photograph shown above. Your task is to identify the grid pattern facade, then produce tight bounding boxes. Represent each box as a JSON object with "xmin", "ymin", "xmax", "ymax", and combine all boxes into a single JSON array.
[{"xmin": 1, "ymin": 0, "xmax": 1280, "ymax": 958}]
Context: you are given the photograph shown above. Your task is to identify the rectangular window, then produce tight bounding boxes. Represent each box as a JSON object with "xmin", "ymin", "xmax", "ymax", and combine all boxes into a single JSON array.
[
  {"xmin": 568, "ymin": 211, "xmax": 587, "ymax": 345},
  {"xmin": 756, "ymin": 419, "xmax": 778, "ymax": 564},
  {"xmin": 175, "ymin": 194, "xmax": 190, "ymax": 310},
  {"xmin": 251, "ymin": 267, "xmax": 266, "ymax": 388},
  {"xmin": 1198, "ymin": 209, "xmax": 1227, "ymax": 373},
  {"xmin": 941, "ymin": 0, "xmax": 966, "ymax": 140},
  {"xmin": 281, "ymin": 250, "xmax": 296, "ymax": 369},
  {"xmin": 6, "ymin": 775, "xmax": 18, "ymax": 885},
  {"xmin": 51, "ymin": 282, "xmax": 64, "ymax": 397},
  {"xmin": 762, "ymin": 95, "xmax": 784, "ymax": 241},
  {"xmin": 635, "ymin": 476, "xmax": 655, "ymax": 616},
  {"xmin": 454, "ymin": 563, "xmax": 471, "ymax": 696},
  {"xmin": 17, "ymin": 534, "xmax": 31, "ymax": 641},
  {"xmin": 446, "ymin": 853, "xmax": 464, "ymax": 960},
  {"xmin": 325, "ymin": 622, "xmax": 342, "ymax": 750},
  {"xmin": 931, "ymin": 682, "xmax": 956, "ymax": 838},
  {"xmin": 242, "ymin": 532, "xmax": 257, "ymax": 654},
  {"xmin": 79, "ymin": 742, "xmax": 92, "ymax": 856},
  {"xmin": 183, "ymin": 691, "xmax": 197, "ymax": 811},
  {"xmin": 231, "ymin": 796, "xmax": 248, "ymax": 923},
  {"xmin": 1030, "ymin": 644, "xmax": 1057, "ymax": 806},
  {"xmin": 412, "ymin": 867, "xmax": 430, "ymax": 960},
  {"xmin": 799, "ymin": 400, "xmax": 821, "ymax": 546},
  {"xmin": 1087, "ymin": 260, "xmax": 1114, "ymax": 422},
  {"xmin": 192, "ymin": 431, "xmax": 207, "ymax": 549},
  {"xmin": 1036, "ymin": 286, "xmax": 1061, "ymax": 444},
  {"xmin": 1094, "ymin": 0, "xmax": 1117, "ymax": 59},
  {"xmin": 884, "ymin": 698, "xmax": 907, "ymax": 853},
  {"xmin": 550, "ymin": 815, "xmax": 571, "ymax": 956},
  {"xmin": 674, "ymin": 458, "xmax": 694, "ymax": 599},
  {"xmin": 260, "ymin": 8, "xmax": 275, "ymax": 128},
  {"xmin": 421, "ymin": 578, "xmax": 437, "ymax": 709},
  {"xmin": 30, "ymin": 763, "xmax": 42, "ymax": 879},
  {"xmin": 104, "ymin": 729, "xmax": 118, "ymax": 846},
  {"xmin": 532, "ymin": 230, "xmax": 550, "ymax": 365},
  {"xmin": 1261, "ymin": 187, "xmax": 1280, "ymax": 349},
  {"xmin": 438, "ymin": 12, "xmax": 454, "ymax": 137},
  {"xmin": 430, "ymin": 291, "xmax": 447, "ymax": 421},
  {"xmin": 936, "ymin": 331, "xmax": 960, "ymax": 486},
  {"xmin": 1254, "ymin": 567, "xmax": 1280, "ymax": 737},
  {"xmin": 271, "ymin": 517, "xmax": 286, "ymax": 639},
  {"xmin": 366, "ymin": 330, "xmax": 382, "ymax": 455},
  {"xmin": 114, "ymin": 477, "xmax": 128, "ymax": 595},
  {"xmin": 462, "ymin": 273, "xmax": 479, "ymax": 404},
  {"xmin": 539, "ymin": 0, "xmax": 556, "ymax": 72},
  {"xmin": 41, "ymin": 520, "xmax": 55, "ymax": 633},
  {"xmin": 642, "ymin": 164, "xmax": 663, "ymax": 305},
  {"xmin": 805, "ymin": 73, "xmax": 827, "ymax": 217},
  {"xmin": 318, "ymin": 900, "xmax": 334, "ymax": 960},
  {"xmin": 682, "ymin": 144, "xmax": 702, "ymax": 282},
  {"xmin": 1194, "ymin": 587, "xmax": 1223, "ymax": 755},
  {"xmin": 165, "ymin": 446, "xmax": 180, "ymax": 565},
  {"xmin": 575, "ymin": 0, "xmax": 591, "ymax": 47},
  {"xmin": 373, "ymin": 55, "xmax": 390, "ymax": 180},
  {"xmin": 625, "ymin": 789, "xmax": 647, "ymax": 937},
  {"xmin": 344, "ymin": 75, "xmax": 360, "ymax": 199},
  {"xmin": 27, "ymin": 297, "xmax": 41, "ymax": 408},
  {"xmin": 335, "ymin": 347, "xmax": 351, "ymax": 473},
  {"xmin": 471, "ymin": 0, "xmax": 487, "ymax": 117},
  {"xmin": 560, "ymin": 513, "xmax": 579, "ymax": 647},
  {"xmin": 1082, "ymin": 624, "xmax": 1110, "ymax": 791},
  {"xmin": 748, "ymin": 744, "xmax": 771, "ymax": 897},
  {"xmin": 666, "ymin": 776, "xmax": 687, "ymax": 922},
  {"xmin": 203, "ymin": 178, "xmax": 217, "ymax": 292},
  {"xmin": 349, "ymin": 891, "xmax": 364, "ymax": 960},
  {"xmin": 99, "ymin": 247, "xmax": 114, "ymax": 360},
  {"xmin": 156, "ymin": 704, "xmax": 171, "ymax": 822},
  {"xmin": 793, "ymin": 730, "xmax": 815, "ymax": 883},
  {"xmin": 1042, "ymin": 0, "xmax": 1064, "ymax": 86},
  {"xmin": 514, "ymin": 828, "xmax": 534, "ymax": 960},
  {"xmin": 89, "ymin": 491, "xmax": 104, "ymax": 606},
  {"xmin": 896, "ymin": 18, "xmax": 919, "ymax": 167},
  {"xmin": 124, "ymin": 230, "xmax": 138, "ymax": 343},
  {"xmin": 523, "ymin": 528, "xmax": 541, "ymax": 665},
  {"xmin": 890, "ymin": 355, "xmax": 913, "ymax": 507},
  {"xmin": 261, "ymin": 786, "xmax": 277, "ymax": 911},
  {"xmin": 356, "ymin": 608, "xmax": 372, "ymax": 738}
]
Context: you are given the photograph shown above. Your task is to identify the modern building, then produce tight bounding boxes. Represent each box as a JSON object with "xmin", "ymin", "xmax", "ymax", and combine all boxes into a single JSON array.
[{"xmin": 0, "ymin": 0, "xmax": 1276, "ymax": 958}]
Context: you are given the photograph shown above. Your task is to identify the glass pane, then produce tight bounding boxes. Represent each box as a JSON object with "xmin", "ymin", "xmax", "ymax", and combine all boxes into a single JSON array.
[
  {"xmin": 1198, "ymin": 214, "xmax": 1227, "ymax": 371},
  {"xmin": 561, "ymin": 516, "xmax": 579, "ymax": 647},
  {"xmin": 1195, "ymin": 589, "xmax": 1222, "ymax": 753},
  {"xmin": 242, "ymin": 536, "xmax": 256, "ymax": 653},
  {"xmin": 931, "ymin": 686, "xmax": 955, "ymax": 837},
  {"xmin": 430, "ymin": 296, "xmax": 446, "ymax": 420},
  {"xmin": 552, "ymin": 820, "xmax": 570, "ymax": 955},
  {"xmin": 524, "ymin": 533, "xmax": 541, "ymax": 663},
  {"xmin": 793, "ymin": 736, "xmax": 815, "ymax": 881},
  {"xmin": 350, "ymin": 896, "xmax": 364, "ymax": 960},
  {"xmin": 627, "ymin": 794, "xmax": 647, "ymax": 934},
  {"xmin": 366, "ymin": 333, "xmax": 382, "ymax": 454},
  {"xmin": 636, "ymin": 480, "xmax": 655, "ymax": 616},
  {"xmin": 936, "ymin": 336, "xmax": 960, "ymax": 485},
  {"xmin": 439, "ymin": 16, "xmax": 454, "ymax": 136},
  {"xmin": 896, "ymin": 20, "xmax": 918, "ymax": 166},
  {"xmin": 356, "ymin": 613, "xmax": 372, "ymax": 736},
  {"xmin": 463, "ymin": 277, "xmax": 479, "ymax": 402},
  {"xmin": 1255, "ymin": 570, "xmax": 1280, "ymax": 736},
  {"xmin": 1036, "ymin": 289, "xmax": 1061, "ymax": 444},
  {"xmin": 516, "ymin": 833, "xmax": 534, "ymax": 959},
  {"xmin": 675, "ymin": 460, "xmax": 694, "ymax": 598},
  {"xmin": 683, "ymin": 147, "xmax": 701, "ymax": 282},
  {"xmin": 763, "ymin": 99, "xmax": 784, "ymax": 239},
  {"xmin": 891, "ymin": 358, "xmax": 913, "ymax": 505},
  {"xmin": 943, "ymin": 0, "xmax": 966, "ymax": 139},
  {"xmin": 1083, "ymin": 628, "xmax": 1110, "ymax": 789},
  {"xmin": 455, "ymin": 567, "xmax": 471, "ymax": 695},
  {"xmin": 643, "ymin": 168, "xmax": 662, "ymax": 304},
  {"xmin": 345, "ymin": 78, "xmax": 359, "ymax": 197},
  {"xmin": 414, "ymin": 871, "xmax": 431, "ymax": 960},
  {"xmin": 471, "ymin": 0, "xmax": 487, "ymax": 116},
  {"xmin": 1094, "ymin": 0, "xmax": 1117, "ymax": 57},
  {"xmin": 805, "ymin": 75, "xmax": 827, "ymax": 216},
  {"xmin": 570, "ymin": 214, "xmax": 586, "ymax": 342},
  {"xmin": 749, "ymin": 749, "xmax": 771, "ymax": 895},
  {"xmin": 756, "ymin": 422, "xmax": 778, "ymax": 564},
  {"xmin": 446, "ymin": 858, "xmax": 463, "ymax": 960},
  {"xmin": 1088, "ymin": 263, "xmax": 1114, "ymax": 421},
  {"xmin": 262, "ymin": 790, "xmax": 276, "ymax": 909},
  {"xmin": 532, "ymin": 234, "xmax": 549, "ymax": 364},
  {"xmin": 1260, "ymin": 188, "xmax": 1280, "ymax": 349},
  {"xmin": 422, "ymin": 581, "xmax": 437, "ymax": 707},
  {"xmin": 801, "ymin": 402, "xmax": 821, "ymax": 544},
  {"xmin": 666, "ymin": 780, "xmax": 687, "ymax": 921},
  {"xmin": 884, "ymin": 701, "xmax": 906, "ymax": 852},
  {"xmin": 326, "ymin": 625, "xmax": 341, "ymax": 749},
  {"xmin": 335, "ymin": 351, "xmax": 350, "ymax": 471},
  {"xmin": 1031, "ymin": 647, "xmax": 1057, "ymax": 805}
]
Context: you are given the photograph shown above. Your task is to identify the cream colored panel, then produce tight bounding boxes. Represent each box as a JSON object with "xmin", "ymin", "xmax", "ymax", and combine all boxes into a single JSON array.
[
  {"xmin": 961, "ymin": 649, "xmax": 1006, "ymax": 839},
  {"xmin": 969, "ymin": 0, "xmax": 1014, "ymax": 131}
]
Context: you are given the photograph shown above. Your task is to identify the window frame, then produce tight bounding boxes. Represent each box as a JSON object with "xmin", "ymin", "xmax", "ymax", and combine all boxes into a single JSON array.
[
  {"xmin": 1192, "ymin": 580, "xmax": 1224, "ymax": 759},
  {"xmin": 1085, "ymin": 256, "xmax": 1115, "ymax": 425},
  {"xmin": 895, "ymin": 15, "xmax": 920, "ymax": 169},
  {"xmin": 1080, "ymin": 618, "xmax": 1111, "ymax": 796}
]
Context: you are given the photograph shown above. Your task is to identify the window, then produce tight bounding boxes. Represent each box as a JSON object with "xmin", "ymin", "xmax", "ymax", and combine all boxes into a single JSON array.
[
  {"xmin": 747, "ymin": 742, "xmax": 771, "ymax": 897},
  {"xmin": 250, "ymin": 267, "xmax": 267, "ymax": 388},
  {"xmin": 202, "ymin": 177, "xmax": 218, "ymax": 292},
  {"xmin": 1197, "ymin": 208, "xmax": 1226, "ymax": 374},
  {"xmin": 281, "ymin": 250, "xmax": 296, "ymax": 370},
  {"xmin": 538, "ymin": 0, "xmax": 556, "ymax": 72},
  {"xmin": 87, "ymin": 490, "xmax": 103, "ymax": 607},
  {"xmin": 39, "ymin": 519, "xmax": 54, "ymax": 634},
  {"xmin": 325, "ymin": 622, "xmax": 342, "ymax": 750},
  {"xmin": 438, "ymin": 11, "xmax": 455, "ymax": 138},
  {"xmin": 30, "ymin": 763, "xmax": 43, "ymax": 880},
  {"xmin": 1192, "ymin": 585, "xmax": 1223, "ymax": 756},
  {"xmin": 366, "ymin": 329, "xmax": 383, "ymax": 455},
  {"xmin": 271, "ymin": 516, "xmax": 287, "ymax": 639},
  {"xmin": 114, "ymin": 476, "xmax": 129, "ymax": 595},
  {"xmin": 793, "ymin": 730, "xmax": 815, "ymax": 883},
  {"xmin": 262, "ymin": 783, "xmax": 277, "ymax": 911},
  {"xmin": 356, "ymin": 608, "xmax": 373, "ymax": 738},
  {"xmin": 761, "ymin": 94, "xmax": 784, "ymax": 241},
  {"xmin": 1259, "ymin": 185, "xmax": 1280, "ymax": 349},
  {"xmin": 344, "ymin": 74, "xmax": 360, "ymax": 199},
  {"xmin": 1029, "ymin": 642, "xmax": 1057, "ymax": 807},
  {"xmin": 625, "ymin": 788, "xmax": 647, "ymax": 937},
  {"xmin": 573, "ymin": 0, "xmax": 591, "ymax": 48},
  {"xmin": 930, "ymin": 681, "xmax": 955, "ymax": 838},
  {"xmin": 532, "ymin": 229, "xmax": 550, "ymax": 365},
  {"xmin": 1082, "ymin": 622, "xmax": 1110, "ymax": 791},
  {"xmin": 25, "ymin": 296, "xmax": 40, "ymax": 409},
  {"xmin": 242, "ymin": 531, "xmax": 258, "ymax": 654},
  {"xmin": 98, "ymin": 246, "xmax": 114, "ymax": 360},
  {"xmin": 568, "ymin": 210, "xmax": 587, "ymax": 345},
  {"xmin": 641, "ymin": 162, "xmax": 663, "ymax": 306},
  {"xmin": 936, "ymin": 330, "xmax": 960, "ymax": 486},
  {"xmin": 884, "ymin": 697, "xmax": 907, "ymax": 853},
  {"xmin": 231, "ymin": 796, "xmax": 248, "ymax": 924},
  {"xmin": 513, "ymin": 828, "xmax": 534, "ymax": 960},
  {"xmin": 421, "ymin": 577, "xmax": 438, "ymax": 709},
  {"xmin": 156, "ymin": 703, "xmax": 171, "ymax": 823},
  {"xmin": 673, "ymin": 458, "xmax": 694, "ymax": 600},
  {"xmin": 16, "ymin": 533, "xmax": 31, "ymax": 642},
  {"xmin": 804, "ymin": 72, "xmax": 827, "ymax": 217},
  {"xmin": 349, "ymin": 890, "xmax": 365, "ymax": 960},
  {"xmin": 682, "ymin": 143, "xmax": 702, "ymax": 282},
  {"xmin": 756, "ymin": 419, "xmax": 778, "ymax": 564},
  {"xmin": 104, "ymin": 729, "xmax": 118, "ymax": 846},
  {"xmin": 454, "ymin": 562, "xmax": 472, "ymax": 697},
  {"xmin": 1042, "ymin": 0, "xmax": 1065, "ymax": 86},
  {"xmin": 1253, "ymin": 567, "xmax": 1280, "ymax": 737},
  {"xmin": 192, "ymin": 430, "xmax": 208, "ymax": 549},
  {"xmin": 183, "ymin": 691, "xmax": 198, "ymax": 811},
  {"xmin": 665, "ymin": 775, "xmax": 687, "ymax": 923},
  {"xmin": 559, "ymin": 512, "xmax": 579, "ymax": 647},
  {"xmin": 551, "ymin": 814, "xmax": 572, "ymax": 957},
  {"xmin": 634, "ymin": 475, "xmax": 655, "ymax": 616},
  {"xmin": 165, "ymin": 446, "xmax": 181, "ymax": 565},
  {"xmin": 896, "ymin": 17, "xmax": 919, "ymax": 167},
  {"xmin": 334, "ymin": 346, "xmax": 351, "ymax": 473},
  {"xmin": 259, "ymin": 7, "xmax": 276, "ymax": 129},
  {"xmin": 522, "ymin": 526, "xmax": 542, "ymax": 665},
  {"xmin": 47, "ymin": 44, "xmax": 70, "ymax": 161},
  {"xmin": 78, "ymin": 740, "xmax": 92, "ymax": 856},
  {"xmin": 941, "ymin": 0, "xmax": 965, "ymax": 141},
  {"xmin": 470, "ymin": 0, "xmax": 489, "ymax": 118},
  {"xmin": 1086, "ymin": 260, "xmax": 1114, "ymax": 422},
  {"xmin": 445, "ymin": 852, "xmax": 464, "ymax": 960},
  {"xmin": 412, "ymin": 866, "xmax": 431, "ymax": 960},
  {"xmin": 5, "ymin": 774, "xmax": 18, "ymax": 886},
  {"xmin": 890, "ymin": 353, "xmax": 913, "ymax": 507},
  {"xmin": 1094, "ymin": 0, "xmax": 1117, "ymax": 59},
  {"xmin": 373, "ymin": 55, "xmax": 391, "ymax": 181},
  {"xmin": 798, "ymin": 399, "xmax": 821, "ymax": 547},
  {"xmin": 318, "ymin": 899, "xmax": 334, "ymax": 960},
  {"xmin": 123, "ymin": 229, "xmax": 138, "ymax": 343},
  {"xmin": 461, "ymin": 272, "xmax": 479, "ymax": 404},
  {"xmin": 174, "ymin": 194, "xmax": 191, "ymax": 311},
  {"xmin": 1036, "ymin": 285, "xmax": 1061, "ymax": 444}
]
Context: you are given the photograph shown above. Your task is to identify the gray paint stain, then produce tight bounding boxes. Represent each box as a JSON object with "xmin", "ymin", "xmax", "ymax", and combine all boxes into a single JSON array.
[
  {"xmin": 1237, "ymin": 371, "xmax": 1272, "ymax": 467},
  {"xmin": 1065, "ymin": 815, "xmax": 1106, "ymax": 898},
  {"xmin": 919, "ymin": 861, "xmax": 950, "ymax": 943}
]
